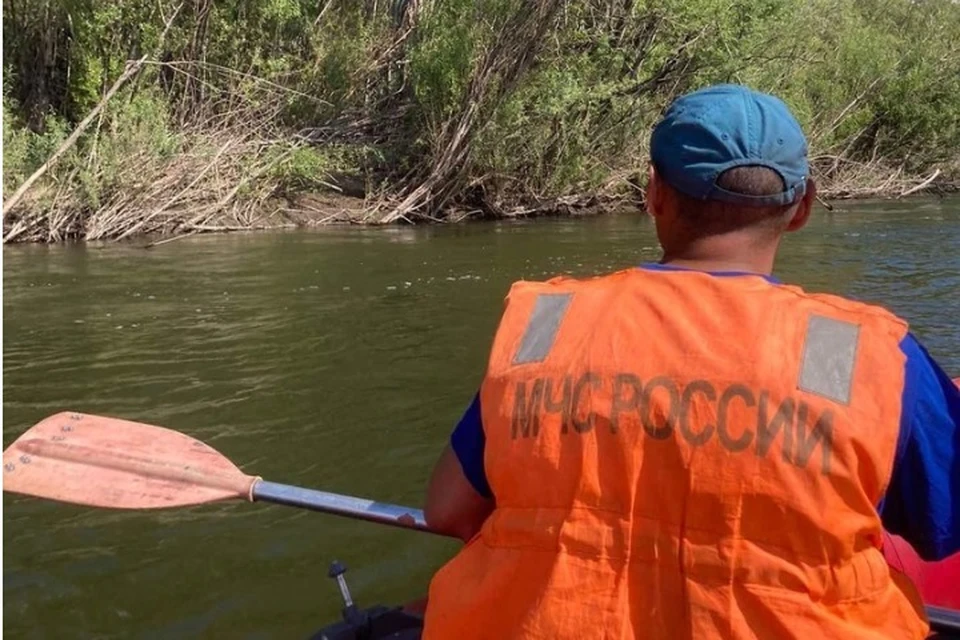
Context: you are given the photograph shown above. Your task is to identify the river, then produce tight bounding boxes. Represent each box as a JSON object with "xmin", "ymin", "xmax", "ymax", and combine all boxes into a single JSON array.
[{"xmin": 4, "ymin": 198, "xmax": 959, "ymax": 638}]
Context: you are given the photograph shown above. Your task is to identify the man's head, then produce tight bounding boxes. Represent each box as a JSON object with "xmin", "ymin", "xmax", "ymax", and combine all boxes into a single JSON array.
[{"xmin": 646, "ymin": 85, "xmax": 816, "ymax": 256}]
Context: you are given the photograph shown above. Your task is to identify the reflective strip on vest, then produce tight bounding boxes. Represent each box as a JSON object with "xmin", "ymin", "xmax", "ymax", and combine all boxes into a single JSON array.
[
  {"xmin": 798, "ymin": 314, "xmax": 860, "ymax": 405},
  {"xmin": 512, "ymin": 293, "xmax": 572, "ymax": 365}
]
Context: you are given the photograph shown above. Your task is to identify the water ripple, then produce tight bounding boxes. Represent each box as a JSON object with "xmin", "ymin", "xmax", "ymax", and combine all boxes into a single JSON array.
[{"xmin": 3, "ymin": 198, "xmax": 959, "ymax": 638}]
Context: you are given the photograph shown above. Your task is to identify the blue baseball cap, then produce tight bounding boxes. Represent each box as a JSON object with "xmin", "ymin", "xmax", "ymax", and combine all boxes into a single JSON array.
[{"xmin": 650, "ymin": 84, "xmax": 809, "ymax": 207}]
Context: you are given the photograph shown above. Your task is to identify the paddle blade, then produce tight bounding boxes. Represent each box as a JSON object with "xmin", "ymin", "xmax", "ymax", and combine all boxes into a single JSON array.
[{"xmin": 3, "ymin": 412, "xmax": 257, "ymax": 510}]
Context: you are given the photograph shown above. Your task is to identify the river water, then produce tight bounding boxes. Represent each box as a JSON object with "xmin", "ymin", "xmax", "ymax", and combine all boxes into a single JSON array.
[{"xmin": 4, "ymin": 198, "xmax": 959, "ymax": 639}]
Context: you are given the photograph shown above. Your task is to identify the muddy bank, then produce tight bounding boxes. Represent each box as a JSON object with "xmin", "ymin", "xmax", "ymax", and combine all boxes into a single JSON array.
[{"xmin": 4, "ymin": 166, "xmax": 957, "ymax": 246}]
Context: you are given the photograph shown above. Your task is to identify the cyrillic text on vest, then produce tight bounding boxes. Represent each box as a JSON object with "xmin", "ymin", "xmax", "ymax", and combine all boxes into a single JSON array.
[{"xmin": 510, "ymin": 373, "xmax": 833, "ymax": 475}]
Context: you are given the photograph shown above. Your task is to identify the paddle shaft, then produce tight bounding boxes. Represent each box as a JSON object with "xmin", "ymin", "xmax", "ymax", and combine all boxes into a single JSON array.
[
  {"xmin": 252, "ymin": 480, "xmax": 442, "ymax": 536},
  {"xmin": 929, "ymin": 605, "xmax": 960, "ymax": 635}
]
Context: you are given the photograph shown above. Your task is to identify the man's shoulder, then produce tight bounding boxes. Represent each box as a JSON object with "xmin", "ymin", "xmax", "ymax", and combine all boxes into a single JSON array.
[
  {"xmin": 774, "ymin": 282, "xmax": 910, "ymax": 330},
  {"xmin": 505, "ymin": 271, "xmax": 909, "ymax": 332}
]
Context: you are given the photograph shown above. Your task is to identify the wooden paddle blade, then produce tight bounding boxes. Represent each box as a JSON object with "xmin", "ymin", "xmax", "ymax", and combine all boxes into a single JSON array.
[{"xmin": 2, "ymin": 412, "xmax": 258, "ymax": 510}]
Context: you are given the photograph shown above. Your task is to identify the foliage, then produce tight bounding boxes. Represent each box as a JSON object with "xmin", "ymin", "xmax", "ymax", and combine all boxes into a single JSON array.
[{"xmin": 3, "ymin": 0, "xmax": 960, "ymax": 238}]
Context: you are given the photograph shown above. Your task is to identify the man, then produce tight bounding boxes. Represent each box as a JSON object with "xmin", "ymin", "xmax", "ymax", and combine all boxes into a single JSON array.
[{"xmin": 421, "ymin": 84, "xmax": 960, "ymax": 639}]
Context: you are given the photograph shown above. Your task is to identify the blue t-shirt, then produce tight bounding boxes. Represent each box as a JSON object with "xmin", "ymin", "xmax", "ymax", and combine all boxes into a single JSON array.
[{"xmin": 450, "ymin": 264, "xmax": 960, "ymax": 561}]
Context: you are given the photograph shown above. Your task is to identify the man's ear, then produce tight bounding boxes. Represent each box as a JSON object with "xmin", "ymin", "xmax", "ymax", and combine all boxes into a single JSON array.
[{"xmin": 786, "ymin": 178, "xmax": 816, "ymax": 232}]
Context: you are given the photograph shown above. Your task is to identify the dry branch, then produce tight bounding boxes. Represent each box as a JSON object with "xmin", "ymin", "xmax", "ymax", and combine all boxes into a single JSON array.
[
  {"xmin": 2, "ymin": 3, "xmax": 184, "ymax": 217},
  {"xmin": 898, "ymin": 169, "xmax": 941, "ymax": 198},
  {"xmin": 371, "ymin": 0, "xmax": 564, "ymax": 224}
]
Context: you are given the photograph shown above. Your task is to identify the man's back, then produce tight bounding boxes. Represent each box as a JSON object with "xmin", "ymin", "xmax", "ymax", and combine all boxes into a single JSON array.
[
  {"xmin": 425, "ymin": 267, "xmax": 928, "ymax": 640},
  {"xmin": 421, "ymin": 85, "xmax": 959, "ymax": 639}
]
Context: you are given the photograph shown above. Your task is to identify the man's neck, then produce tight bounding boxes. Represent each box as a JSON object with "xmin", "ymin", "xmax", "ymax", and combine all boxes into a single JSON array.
[{"xmin": 659, "ymin": 234, "xmax": 779, "ymax": 275}]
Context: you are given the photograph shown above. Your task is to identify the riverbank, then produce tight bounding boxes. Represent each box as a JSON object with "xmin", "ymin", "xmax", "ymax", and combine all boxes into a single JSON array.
[
  {"xmin": 4, "ymin": 162, "xmax": 957, "ymax": 246},
  {"xmin": 274, "ymin": 169, "xmax": 960, "ymax": 227},
  {"xmin": 5, "ymin": 0, "xmax": 960, "ymax": 244}
]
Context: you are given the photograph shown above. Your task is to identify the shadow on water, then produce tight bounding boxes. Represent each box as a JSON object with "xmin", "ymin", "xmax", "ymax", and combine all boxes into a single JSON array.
[{"xmin": 3, "ymin": 197, "xmax": 959, "ymax": 638}]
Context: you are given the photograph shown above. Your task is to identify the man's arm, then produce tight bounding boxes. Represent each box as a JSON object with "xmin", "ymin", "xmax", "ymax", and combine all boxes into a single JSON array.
[
  {"xmin": 424, "ymin": 393, "xmax": 494, "ymax": 542},
  {"xmin": 879, "ymin": 333, "xmax": 960, "ymax": 561}
]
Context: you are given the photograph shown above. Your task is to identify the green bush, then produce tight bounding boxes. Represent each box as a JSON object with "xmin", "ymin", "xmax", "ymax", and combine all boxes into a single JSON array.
[{"xmin": 3, "ymin": 0, "xmax": 960, "ymax": 232}]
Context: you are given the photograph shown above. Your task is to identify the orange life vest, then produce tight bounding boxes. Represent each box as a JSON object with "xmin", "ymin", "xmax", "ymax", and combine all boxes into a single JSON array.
[{"xmin": 423, "ymin": 267, "xmax": 930, "ymax": 640}]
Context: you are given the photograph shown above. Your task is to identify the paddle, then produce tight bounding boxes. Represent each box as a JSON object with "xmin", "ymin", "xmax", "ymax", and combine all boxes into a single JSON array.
[
  {"xmin": 1, "ymin": 411, "xmax": 440, "ymax": 535},
  {"xmin": 4, "ymin": 409, "xmax": 959, "ymax": 637}
]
